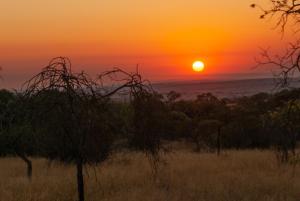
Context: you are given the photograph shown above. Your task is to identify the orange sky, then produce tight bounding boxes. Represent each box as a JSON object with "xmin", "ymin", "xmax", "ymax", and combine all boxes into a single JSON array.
[{"xmin": 0, "ymin": 0, "xmax": 296, "ymax": 88}]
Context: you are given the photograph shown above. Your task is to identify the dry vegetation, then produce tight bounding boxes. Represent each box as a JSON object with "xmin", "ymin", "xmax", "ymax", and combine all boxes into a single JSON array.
[{"xmin": 0, "ymin": 149, "xmax": 300, "ymax": 201}]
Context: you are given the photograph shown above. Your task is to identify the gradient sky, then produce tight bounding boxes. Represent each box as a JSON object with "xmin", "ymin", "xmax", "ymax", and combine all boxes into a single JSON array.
[{"xmin": 0, "ymin": 0, "xmax": 295, "ymax": 88}]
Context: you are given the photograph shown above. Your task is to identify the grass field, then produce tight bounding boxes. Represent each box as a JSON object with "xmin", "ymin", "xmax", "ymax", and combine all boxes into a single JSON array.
[{"xmin": 0, "ymin": 150, "xmax": 300, "ymax": 201}]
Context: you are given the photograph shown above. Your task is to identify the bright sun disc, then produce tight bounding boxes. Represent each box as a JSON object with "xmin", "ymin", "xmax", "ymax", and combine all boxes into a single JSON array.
[{"xmin": 192, "ymin": 61, "xmax": 205, "ymax": 72}]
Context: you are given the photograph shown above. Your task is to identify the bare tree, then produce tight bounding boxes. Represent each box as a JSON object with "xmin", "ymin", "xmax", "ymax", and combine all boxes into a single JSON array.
[
  {"xmin": 23, "ymin": 57, "xmax": 151, "ymax": 201},
  {"xmin": 252, "ymin": 0, "xmax": 300, "ymax": 162},
  {"xmin": 256, "ymin": 41, "xmax": 300, "ymax": 87},
  {"xmin": 252, "ymin": 0, "xmax": 300, "ymax": 85}
]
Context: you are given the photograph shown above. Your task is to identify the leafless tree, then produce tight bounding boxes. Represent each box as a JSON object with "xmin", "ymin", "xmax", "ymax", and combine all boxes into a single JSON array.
[
  {"xmin": 256, "ymin": 41, "xmax": 300, "ymax": 87},
  {"xmin": 23, "ymin": 57, "xmax": 152, "ymax": 201},
  {"xmin": 252, "ymin": 0, "xmax": 300, "ymax": 162},
  {"xmin": 252, "ymin": 0, "xmax": 300, "ymax": 86}
]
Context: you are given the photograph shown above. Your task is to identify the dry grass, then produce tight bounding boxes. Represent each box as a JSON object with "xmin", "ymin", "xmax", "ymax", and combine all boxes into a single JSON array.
[{"xmin": 0, "ymin": 150, "xmax": 300, "ymax": 201}]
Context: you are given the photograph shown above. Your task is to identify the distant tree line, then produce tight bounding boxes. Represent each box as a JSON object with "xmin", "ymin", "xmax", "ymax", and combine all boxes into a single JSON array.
[
  {"xmin": 2, "ymin": 70, "xmax": 300, "ymax": 159},
  {"xmin": 163, "ymin": 89, "xmax": 300, "ymax": 155}
]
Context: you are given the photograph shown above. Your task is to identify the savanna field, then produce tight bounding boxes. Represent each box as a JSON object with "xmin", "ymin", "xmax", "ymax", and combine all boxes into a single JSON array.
[
  {"xmin": 1, "ymin": 148, "xmax": 300, "ymax": 201},
  {"xmin": 1, "ymin": 1, "xmax": 300, "ymax": 201}
]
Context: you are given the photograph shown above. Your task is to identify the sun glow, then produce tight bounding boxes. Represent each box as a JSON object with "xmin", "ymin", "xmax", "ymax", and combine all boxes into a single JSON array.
[{"xmin": 192, "ymin": 61, "xmax": 205, "ymax": 72}]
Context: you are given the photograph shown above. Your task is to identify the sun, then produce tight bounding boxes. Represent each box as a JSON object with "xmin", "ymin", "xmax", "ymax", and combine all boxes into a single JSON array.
[{"xmin": 192, "ymin": 61, "xmax": 205, "ymax": 72}]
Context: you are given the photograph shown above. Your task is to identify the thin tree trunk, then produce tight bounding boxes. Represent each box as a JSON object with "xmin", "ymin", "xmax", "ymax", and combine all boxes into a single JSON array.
[
  {"xmin": 195, "ymin": 136, "xmax": 201, "ymax": 152},
  {"xmin": 217, "ymin": 127, "xmax": 221, "ymax": 156},
  {"xmin": 76, "ymin": 160, "xmax": 85, "ymax": 201},
  {"xmin": 292, "ymin": 132, "xmax": 296, "ymax": 157},
  {"xmin": 16, "ymin": 152, "xmax": 32, "ymax": 180}
]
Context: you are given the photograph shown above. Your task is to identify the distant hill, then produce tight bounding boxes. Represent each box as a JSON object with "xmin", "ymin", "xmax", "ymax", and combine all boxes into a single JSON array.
[{"xmin": 152, "ymin": 78, "xmax": 300, "ymax": 99}]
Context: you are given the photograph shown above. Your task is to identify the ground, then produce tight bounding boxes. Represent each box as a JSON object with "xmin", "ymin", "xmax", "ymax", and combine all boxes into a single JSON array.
[{"xmin": 0, "ymin": 150, "xmax": 299, "ymax": 201}]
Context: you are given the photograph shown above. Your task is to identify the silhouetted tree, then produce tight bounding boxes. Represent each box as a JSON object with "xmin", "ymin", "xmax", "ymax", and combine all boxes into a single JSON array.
[
  {"xmin": 128, "ymin": 90, "xmax": 166, "ymax": 172},
  {"xmin": 252, "ymin": 0, "xmax": 300, "ymax": 86},
  {"xmin": 265, "ymin": 100, "xmax": 300, "ymax": 162},
  {"xmin": 166, "ymin": 90, "xmax": 181, "ymax": 104},
  {"xmin": 252, "ymin": 0, "xmax": 300, "ymax": 162},
  {"xmin": 192, "ymin": 119, "xmax": 223, "ymax": 153},
  {"xmin": 165, "ymin": 110, "xmax": 192, "ymax": 140},
  {"xmin": 23, "ymin": 57, "xmax": 149, "ymax": 201},
  {"xmin": 0, "ymin": 90, "xmax": 34, "ymax": 179}
]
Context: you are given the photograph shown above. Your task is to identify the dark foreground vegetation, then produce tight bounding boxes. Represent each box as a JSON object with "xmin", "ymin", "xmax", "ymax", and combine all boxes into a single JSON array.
[
  {"xmin": 3, "ymin": 78, "xmax": 300, "ymax": 156},
  {"xmin": 1, "ymin": 58, "xmax": 300, "ymax": 200}
]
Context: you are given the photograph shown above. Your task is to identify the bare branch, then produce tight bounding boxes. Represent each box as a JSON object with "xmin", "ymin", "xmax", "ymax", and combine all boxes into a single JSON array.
[
  {"xmin": 256, "ymin": 40, "xmax": 300, "ymax": 87},
  {"xmin": 252, "ymin": 0, "xmax": 300, "ymax": 33}
]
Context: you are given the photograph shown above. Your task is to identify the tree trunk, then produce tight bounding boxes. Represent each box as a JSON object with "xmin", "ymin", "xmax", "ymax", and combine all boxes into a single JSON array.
[
  {"xmin": 217, "ymin": 127, "xmax": 221, "ymax": 156},
  {"xmin": 195, "ymin": 136, "xmax": 201, "ymax": 152},
  {"xmin": 76, "ymin": 160, "xmax": 85, "ymax": 201},
  {"xmin": 17, "ymin": 152, "xmax": 32, "ymax": 180},
  {"xmin": 291, "ymin": 132, "xmax": 296, "ymax": 157}
]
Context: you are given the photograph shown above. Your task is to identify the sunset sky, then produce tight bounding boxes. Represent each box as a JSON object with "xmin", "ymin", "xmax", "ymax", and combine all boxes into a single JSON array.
[{"xmin": 0, "ymin": 0, "xmax": 295, "ymax": 88}]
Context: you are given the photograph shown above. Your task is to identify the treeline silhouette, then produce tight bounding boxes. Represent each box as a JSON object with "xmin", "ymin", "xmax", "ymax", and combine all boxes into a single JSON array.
[
  {"xmin": 2, "ymin": 84, "xmax": 300, "ymax": 159},
  {"xmin": 3, "ymin": 86, "xmax": 300, "ymax": 156},
  {"xmin": 1, "ymin": 58, "xmax": 300, "ymax": 201}
]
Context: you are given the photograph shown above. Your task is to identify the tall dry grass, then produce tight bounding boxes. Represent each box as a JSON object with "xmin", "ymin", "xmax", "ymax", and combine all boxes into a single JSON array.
[{"xmin": 0, "ymin": 150, "xmax": 300, "ymax": 201}]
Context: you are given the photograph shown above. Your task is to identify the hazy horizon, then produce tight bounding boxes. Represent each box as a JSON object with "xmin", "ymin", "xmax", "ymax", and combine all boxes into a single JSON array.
[{"xmin": 0, "ymin": 66, "xmax": 276, "ymax": 89}]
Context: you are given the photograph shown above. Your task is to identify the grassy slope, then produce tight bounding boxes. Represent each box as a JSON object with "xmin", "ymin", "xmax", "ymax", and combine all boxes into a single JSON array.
[{"xmin": 0, "ymin": 150, "xmax": 299, "ymax": 201}]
